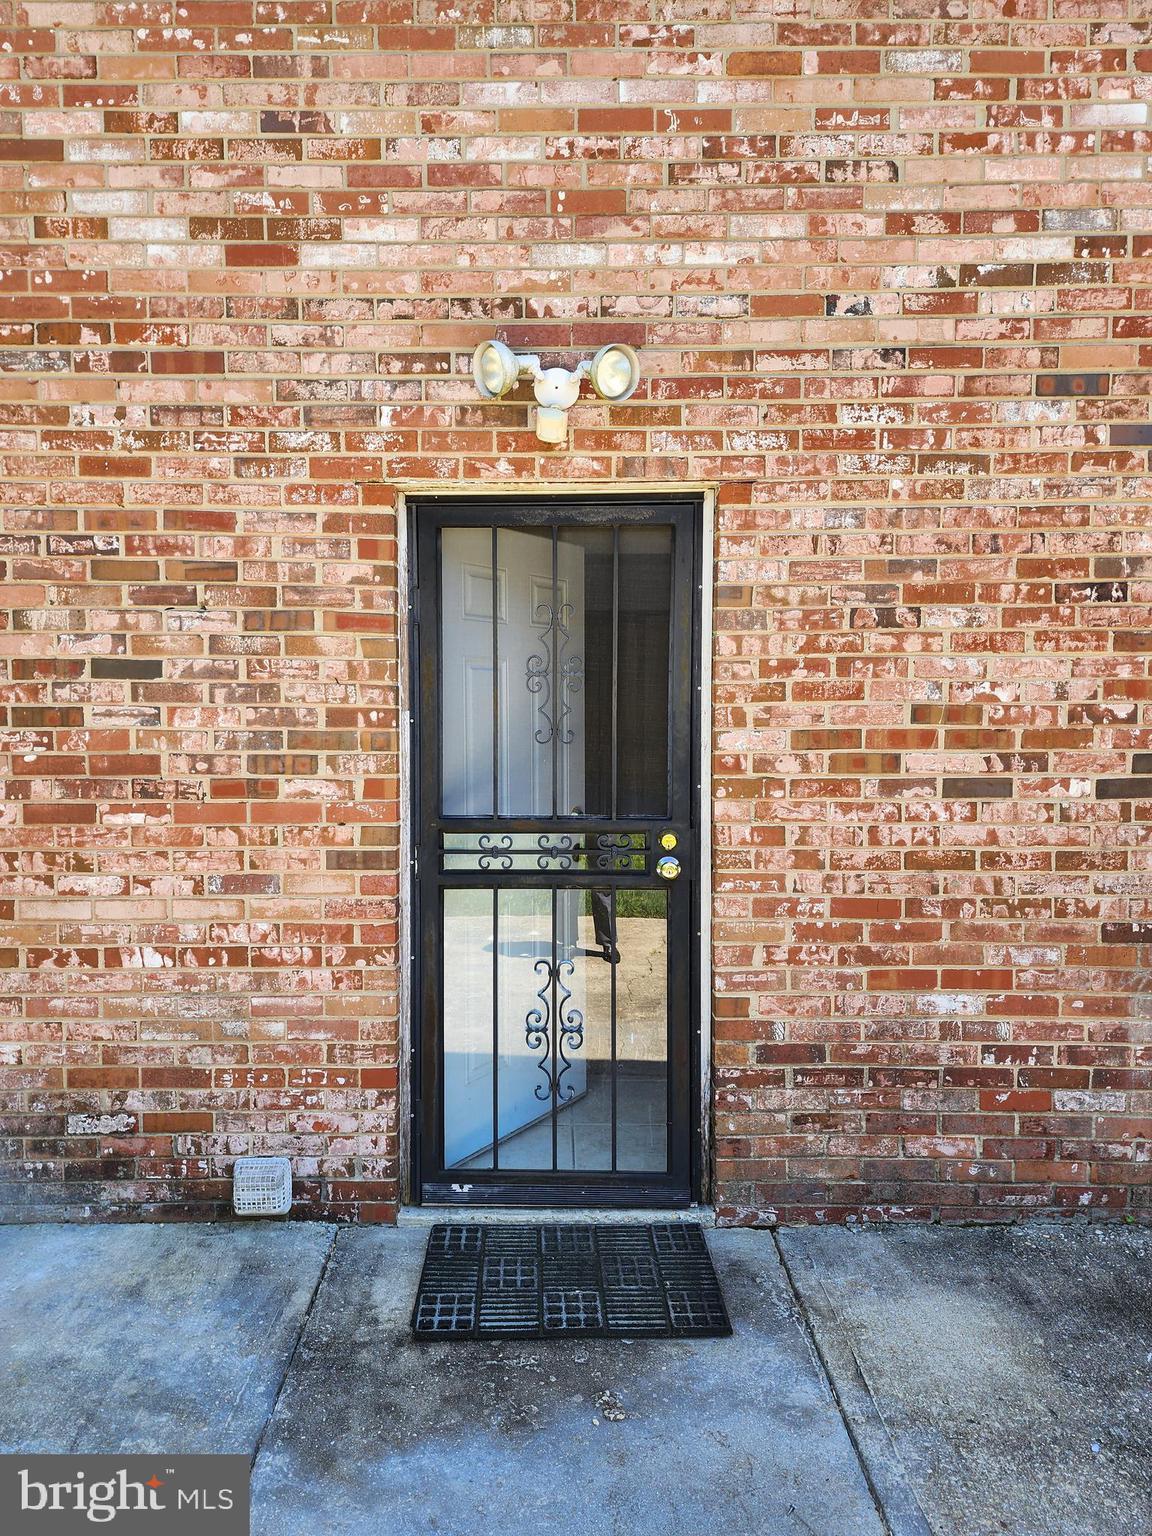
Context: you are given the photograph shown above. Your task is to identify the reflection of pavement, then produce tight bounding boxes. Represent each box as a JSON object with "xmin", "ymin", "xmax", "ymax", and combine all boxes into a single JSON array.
[
  {"xmin": 445, "ymin": 905, "xmax": 669, "ymax": 1169},
  {"xmin": 457, "ymin": 913, "xmax": 670, "ymax": 1171},
  {"xmin": 444, "ymin": 909, "xmax": 666, "ymax": 1068},
  {"xmin": 579, "ymin": 914, "xmax": 666, "ymax": 1062}
]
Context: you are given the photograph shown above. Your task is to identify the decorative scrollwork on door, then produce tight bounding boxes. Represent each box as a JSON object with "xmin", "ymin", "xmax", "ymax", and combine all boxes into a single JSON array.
[
  {"xmin": 592, "ymin": 832, "xmax": 643, "ymax": 871},
  {"xmin": 535, "ymin": 833, "xmax": 577, "ymax": 870},
  {"xmin": 525, "ymin": 959, "xmax": 553, "ymax": 1104},
  {"xmin": 441, "ymin": 830, "xmax": 648, "ymax": 873},
  {"xmin": 523, "ymin": 953, "xmax": 585, "ymax": 1102},
  {"xmin": 525, "ymin": 601, "xmax": 584, "ymax": 746},
  {"xmin": 477, "ymin": 833, "xmax": 514, "ymax": 871},
  {"xmin": 554, "ymin": 958, "xmax": 585, "ymax": 1103}
]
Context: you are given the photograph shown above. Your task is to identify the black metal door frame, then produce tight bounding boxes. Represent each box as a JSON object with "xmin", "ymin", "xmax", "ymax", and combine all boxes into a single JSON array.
[{"xmin": 407, "ymin": 493, "xmax": 704, "ymax": 1207}]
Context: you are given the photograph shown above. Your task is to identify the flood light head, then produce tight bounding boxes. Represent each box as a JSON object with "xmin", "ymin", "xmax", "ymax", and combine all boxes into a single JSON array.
[
  {"xmin": 588, "ymin": 342, "xmax": 640, "ymax": 402},
  {"xmin": 469, "ymin": 338, "xmax": 642, "ymax": 444},
  {"xmin": 472, "ymin": 338, "xmax": 521, "ymax": 399}
]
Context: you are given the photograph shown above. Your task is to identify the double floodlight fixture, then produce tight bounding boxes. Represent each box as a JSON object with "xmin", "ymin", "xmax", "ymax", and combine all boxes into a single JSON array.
[{"xmin": 471, "ymin": 338, "xmax": 641, "ymax": 444}]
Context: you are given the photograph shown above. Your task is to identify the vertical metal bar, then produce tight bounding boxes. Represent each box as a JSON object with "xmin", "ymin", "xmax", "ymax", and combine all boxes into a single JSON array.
[
  {"xmin": 491, "ymin": 887, "xmax": 499, "ymax": 1170},
  {"xmin": 609, "ymin": 885, "xmax": 618, "ymax": 1173},
  {"xmin": 556, "ymin": 884, "xmax": 565, "ymax": 1167},
  {"xmin": 490, "ymin": 528, "xmax": 501, "ymax": 1169},
  {"xmin": 556, "ymin": 522, "xmax": 565, "ymax": 823},
  {"xmin": 669, "ymin": 517, "xmax": 692, "ymax": 823},
  {"xmin": 610, "ymin": 524, "xmax": 619, "ymax": 820},
  {"xmin": 609, "ymin": 525, "xmax": 620, "ymax": 1172},
  {"xmin": 491, "ymin": 524, "xmax": 499, "ymax": 815},
  {"xmin": 421, "ymin": 517, "xmax": 446, "ymax": 1188}
]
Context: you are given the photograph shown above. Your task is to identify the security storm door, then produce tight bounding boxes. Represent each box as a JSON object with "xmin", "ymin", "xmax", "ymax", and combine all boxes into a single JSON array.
[{"xmin": 412, "ymin": 497, "xmax": 700, "ymax": 1205}]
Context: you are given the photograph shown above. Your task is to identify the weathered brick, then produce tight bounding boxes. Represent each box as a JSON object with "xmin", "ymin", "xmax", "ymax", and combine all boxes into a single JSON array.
[{"xmin": 0, "ymin": 2, "xmax": 1147, "ymax": 1233}]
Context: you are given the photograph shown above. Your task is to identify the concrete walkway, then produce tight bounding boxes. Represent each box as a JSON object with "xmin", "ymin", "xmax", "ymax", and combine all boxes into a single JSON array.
[
  {"xmin": 1, "ymin": 1221, "xmax": 1149, "ymax": 1535},
  {"xmin": 779, "ymin": 1223, "xmax": 1152, "ymax": 1536}
]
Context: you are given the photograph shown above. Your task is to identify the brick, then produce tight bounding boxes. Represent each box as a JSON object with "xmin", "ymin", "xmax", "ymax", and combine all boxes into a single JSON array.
[
  {"xmin": 1096, "ymin": 780, "xmax": 1152, "ymax": 800},
  {"xmin": 0, "ymin": 138, "xmax": 63, "ymax": 159},
  {"xmin": 90, "ymin": 659, "xmax": 164, "ymax": 679},
  {"xmin": 1037, "ymin": 373, "xmax": 1110, "ymax": 397},
  {"xmin": 0, "ymin": 5, "xmax": 1145, "ymax": 1235},
  {"xmin": 943, "ymin": 778, "xmax": 1015, "ymax": 799},
  {"xmin": 727, "ymin": 52, "xmax": 804, "ymax": 76}
]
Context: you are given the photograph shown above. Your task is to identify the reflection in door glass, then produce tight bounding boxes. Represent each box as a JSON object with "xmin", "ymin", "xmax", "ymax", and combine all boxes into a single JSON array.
[
  {"xmin": 550, "ymin": 888, "xmax": 667, "ymax": 1173},
  {"xmin": 439, "ymin": 527, "xmax": 499, "ymax": 817},
  {"xmin": 439, "ymin": 523, "xmax": 673, "ymax": 819},
  {"xmin": 616, "ymin": 527, "xmax": 672, "ymax": 817},
  {"xmin": 442, "ymin": 889, "xmax": 494, "ymax": 1169},
  {"xmin": 556, "ymin": 526, "xmax": 611, "ymax": 817},
  {"xmin": 501, "ymin": 887, "xmax": 555, "ymax": 1170},
  {"xmin": 501, "ymin": 525, "xmax": 567, "ymax": 817},
  {"xmin": 444, "ymin": 884, "xmax": 668, "ymax": 1175},
  {"xmin": 611, "ymin": 887, "xmax": 668, "ymax": 1172}
]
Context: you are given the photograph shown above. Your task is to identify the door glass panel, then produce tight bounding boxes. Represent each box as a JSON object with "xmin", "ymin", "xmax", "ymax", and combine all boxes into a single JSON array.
[
  {"xmin": 443, "ymin": 883, "xmax": 668, "ymax": 1174},
  {"xmin": 494, "ymin": 886, "xmax": 557, "ymax": 1169},
  {"xmin": 439, "ymin": 522, "xmax": 673, "ymax": 819},
  {"xmin": 439, "ymin": 527, "xmax": 499, "ymax": 817},
  {"xmin": 554, "ymin": 888, "xmax": 612, "ymax": 1171},
  {"xmin": 617, "ymin": 526, "xmax": 672, "ymax": 817},
  {"xmin": 556, "ymin": 526, "xmax": 612, "ymax": 817},
  {"xmin": 442, "ymin": 889, "xmax": 495, "ymax": 1169},
  {"xmin": 615, "ymin": 887, "xmax": 668, "ymax": 1171},
  {"xmin": 497, "ymin": 525, "xmax": 556, "ymax": 817}
]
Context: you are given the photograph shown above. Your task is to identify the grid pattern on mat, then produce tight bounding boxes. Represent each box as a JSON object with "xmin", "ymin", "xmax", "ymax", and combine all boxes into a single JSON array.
[{"xmin": 411, "ymin": 1223, "xmax": 731, "ymax": 1341}]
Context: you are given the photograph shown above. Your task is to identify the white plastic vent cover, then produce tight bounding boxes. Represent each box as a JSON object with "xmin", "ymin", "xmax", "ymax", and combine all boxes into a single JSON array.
[{"xmin": 232, "ymin": 1156, "xmax": 293, "ymax": 1216}]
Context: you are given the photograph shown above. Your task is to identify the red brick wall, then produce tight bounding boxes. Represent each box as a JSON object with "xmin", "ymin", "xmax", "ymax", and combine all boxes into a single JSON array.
[{"xmin": 2, "ymin": 3, "xmax": 1150, "ymax": 1223}]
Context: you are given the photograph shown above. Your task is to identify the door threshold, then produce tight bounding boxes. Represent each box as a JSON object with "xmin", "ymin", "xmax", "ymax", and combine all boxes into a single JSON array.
[{"xmin": 398, "ymin": 1204, "xmax": 716, "ymax": 1228}]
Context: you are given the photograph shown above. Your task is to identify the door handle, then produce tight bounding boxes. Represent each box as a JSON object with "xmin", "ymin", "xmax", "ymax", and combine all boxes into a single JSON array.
[{"xmin": 656, "ymin": 856, "xmax": 681, "ymax": 881}]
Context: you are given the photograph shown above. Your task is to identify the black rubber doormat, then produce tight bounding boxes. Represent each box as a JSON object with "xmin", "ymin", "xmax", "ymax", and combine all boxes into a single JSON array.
[{"xmin": 411, "ymin": 1222, "xmax": 732, "ymax": 1340}]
